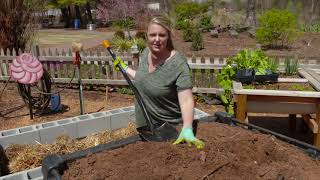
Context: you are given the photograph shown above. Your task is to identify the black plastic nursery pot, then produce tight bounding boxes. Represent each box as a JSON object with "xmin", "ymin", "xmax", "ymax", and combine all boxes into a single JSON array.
[
  {"xmin": 41, "ymin": 114, "xmax": 320, "ymax": 180},
  {"xmin": 254, "ymin": 73, "xmax": 279, "ymax": 83},
  {"xmin": 234, "ymin": 69, "xmax": 255, "ymax": 84}
]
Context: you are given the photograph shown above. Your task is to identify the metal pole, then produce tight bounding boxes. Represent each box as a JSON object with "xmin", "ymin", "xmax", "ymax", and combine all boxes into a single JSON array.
[
  {"xmin": 76, "ymin": 52, "xmax": 84, "ymax": 115},
  {"xmin": 27, "ymin": 85, "xmax": 33, "ymax": 119}
]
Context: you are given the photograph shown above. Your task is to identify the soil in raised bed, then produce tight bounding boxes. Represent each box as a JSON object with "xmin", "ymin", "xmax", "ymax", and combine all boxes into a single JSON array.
[
  {"xmin": 63, "ymin": 122, "xmax": 320, "ymax": 180},
  {"xmin": 245, "ymin": 82, "xmax": 315, "ymax": 91}
]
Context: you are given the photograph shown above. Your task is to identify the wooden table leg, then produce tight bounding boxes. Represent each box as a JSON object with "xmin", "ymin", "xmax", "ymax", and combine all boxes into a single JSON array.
[
  {"xmin": 236, "ymin": 94, "xmax": 247, "ymax": 123},
  {"xmin": 313, "ymin": 104, "xmax": 320, "ymax": 148},
  {"xmin": 289, "ymin": 114, "xmax": 296, "ymax": 133}
]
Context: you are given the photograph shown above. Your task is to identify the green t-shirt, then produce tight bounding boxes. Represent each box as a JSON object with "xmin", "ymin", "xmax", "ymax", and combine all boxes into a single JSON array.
[{"xmin": 133, "ymin": 48, "xmax": 193, "ymax": 127}]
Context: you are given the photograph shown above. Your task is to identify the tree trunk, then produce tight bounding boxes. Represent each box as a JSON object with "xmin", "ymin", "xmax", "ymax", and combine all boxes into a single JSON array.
[
  {"xmin": 61, "ymin": 7, "xmax": 70, "ymax": 28},
  {"xmin": 86, "ymin": 2, "xmax": 93, "ymax": 23},
  {"xmin": 245, "ymin": 0, "xmax": 257, "ymax": 27},
  {"xmin": 75, "ymin": 5, "xmax": 82, "ymax": 27}
]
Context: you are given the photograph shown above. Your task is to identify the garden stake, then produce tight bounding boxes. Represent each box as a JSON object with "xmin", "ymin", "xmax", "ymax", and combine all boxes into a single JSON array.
[
  {"xmin": 102, "ymin": 40, "xmax": 178, "ymax": 142},
  {"xmin": 72, "ymin": 42, "xmax": 84, "ymax": 115}
]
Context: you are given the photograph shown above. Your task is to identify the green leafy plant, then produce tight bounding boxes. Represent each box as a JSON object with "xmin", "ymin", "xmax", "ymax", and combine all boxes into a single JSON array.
[
  {"xmin": 284, "ymin": 57, "xmax": 298, "ymax": 76},
  {"xmin": 216, "ymin": 64, "xmax": 235, "ymax": 115},
  {"xmin": 110, "ymin": 37, "xmax": 132, "ymax": 52},
  {"xmin": 132, "ymin": 38, "xmax": 146, "ymax": 53},
  {"xmin": 117, "ymin": 87, "xmax": 134, "ymax": 95},
  {"xmin": 256, "ymin": 9, "xmax": 301, "ymax": 48},
  {"xmin": 228, "ymin": 49, "xmax": 276, "ymax": 75},
  {"xmin": 191, "ymin": 29, "xmax": 204, "ymax": 51}
]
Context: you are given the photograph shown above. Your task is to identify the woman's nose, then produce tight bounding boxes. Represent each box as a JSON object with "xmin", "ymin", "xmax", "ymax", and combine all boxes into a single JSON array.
[{"xmin": 155, "ymin": 35, "xmax": 160, "ymax": 41}]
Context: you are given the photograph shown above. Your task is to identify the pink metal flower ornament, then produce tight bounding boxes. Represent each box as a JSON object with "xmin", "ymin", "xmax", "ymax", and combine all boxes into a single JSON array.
[{"xmin": 10, "ymin": 53, "xmax": 43, "ymax": 84}]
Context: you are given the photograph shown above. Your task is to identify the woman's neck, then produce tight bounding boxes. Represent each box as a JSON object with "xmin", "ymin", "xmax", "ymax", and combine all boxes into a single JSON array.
[{"xmin": 149, "ymin": 49, "xmax": 172, "ymax": 66}]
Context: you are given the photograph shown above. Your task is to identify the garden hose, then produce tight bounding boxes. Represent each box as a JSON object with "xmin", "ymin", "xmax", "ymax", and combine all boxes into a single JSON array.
[{"xmin": 17, "ymin": 69, "xmax": 51, "ymax": 114}]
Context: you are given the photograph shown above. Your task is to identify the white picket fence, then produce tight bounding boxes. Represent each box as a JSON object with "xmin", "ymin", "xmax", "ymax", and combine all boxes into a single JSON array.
[{"xmin": 1, "ymin": 47, "xmax": 320, "ymax": 91}]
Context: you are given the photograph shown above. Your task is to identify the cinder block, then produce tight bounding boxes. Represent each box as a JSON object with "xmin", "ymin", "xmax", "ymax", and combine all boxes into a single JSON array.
[
  {"xmin": 121, "ymin": 106, "xmax": 135, "ymax": 121},
  {"xmin": 0, "ymin": 167, "xmax": 42, "ymax": 180},
  {"xmin": 110, "ymin": 108, "xmax": 133, "ymax": 130},
  {"xmin": 26, "ymin": 167, "xmax": 42, "ymax": 179},
  {"xmin": 194, "ymin": 108, "xmax": 210, "ymax": 120},
  {"xmin": 77, "ymin": 112, "xmax": 110, "ymax": 138},
  {"xmin": 0, "ymin": 126, "xmax": 40, "ymax": 149},
  {"xmin": 39, "ymin": 118, "xmax": 78, "ymax": 144}
]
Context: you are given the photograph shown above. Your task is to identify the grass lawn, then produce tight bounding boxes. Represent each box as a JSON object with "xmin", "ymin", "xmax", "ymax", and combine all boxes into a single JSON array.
[{"xmin": 33, "ymin": 29, "xmax": 114, "ymax": 48}]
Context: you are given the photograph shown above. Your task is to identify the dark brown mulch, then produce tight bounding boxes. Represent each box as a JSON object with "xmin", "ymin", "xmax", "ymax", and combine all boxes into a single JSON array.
[{"xmin": 63, "ymin": 122, "xmax": 320, "ymax": 180}]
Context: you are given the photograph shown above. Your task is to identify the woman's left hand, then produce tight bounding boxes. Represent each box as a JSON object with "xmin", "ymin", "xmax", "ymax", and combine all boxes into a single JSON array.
[{"xmin": 173, "ymin": 127, "xmax": 205, "ymax": 149}]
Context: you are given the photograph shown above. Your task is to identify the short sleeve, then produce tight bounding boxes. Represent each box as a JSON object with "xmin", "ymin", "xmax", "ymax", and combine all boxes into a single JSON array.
[{"xmin": 176, "ymin": 62, "xmax": 193, "ymax": 91}]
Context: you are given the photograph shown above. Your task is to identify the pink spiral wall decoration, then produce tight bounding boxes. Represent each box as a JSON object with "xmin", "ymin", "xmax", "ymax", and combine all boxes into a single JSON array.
[{"xmin": 10, "ymin": 53, "xmax": 43, "ymax": 84}]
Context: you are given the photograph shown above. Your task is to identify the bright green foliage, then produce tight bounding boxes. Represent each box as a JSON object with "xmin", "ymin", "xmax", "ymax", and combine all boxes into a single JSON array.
[
  {"xmin": 256, "ymin": 9, "xmax": 301, "ymax": 48},
  {"xmin": 198, "ymin": 15, "xmax": 213, "ymax": 30},
  {"xmin": 175, "ymin": 2, "xmax": 209, "ymax": 21},
  {"xmin": 216, "ymin": 64, "xmax": 235, "ymax": 115},
  {"xmin": 191, "ymin": 29, "xmax": 203, "ymax": 51},
  {"xmin": 228, "ymin": 49, "xmax": 276, "ymax": 75},
  {"xmin": 216, "ymin": 49, "xmax": 276, "ymax": 115},
  {"xmin": 111, "ymin": 37, "xmax": 146, "ymax": 53}
]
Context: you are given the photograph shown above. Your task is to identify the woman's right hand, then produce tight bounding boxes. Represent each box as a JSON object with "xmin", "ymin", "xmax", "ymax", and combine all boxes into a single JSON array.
[{"xmin": 113, "ymin": 56, "xmax": 128, "ymax": 72}]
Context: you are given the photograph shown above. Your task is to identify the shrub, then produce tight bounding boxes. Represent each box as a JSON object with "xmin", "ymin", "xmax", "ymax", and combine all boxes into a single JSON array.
[
  {"xmin": 198, "ymin": 15, "xmax": 213, "ymax": 30},
  {"xmin": 175, "ymin": 19, "xmax": 192, "ymax": 30},
  {"xmin": 191, "ymin": 29, "xmax": 204, "ymax": 51},
  {"xmin": 256, "ymin": 9, "xmax": 301, "ymax": 48},
  {"xmin": 182, "ymin": 28, "xmax": 193, "ymax": 42},
  {"xmin": 110, "ymin": 37, "xmax": 132, "ymax": 52},
  {"xmin": 174, "ymin": 2, "xmax": 209, "ymax": 21},
  {"xmin": 113, "ymin": 30, "xmax": 125, "ymax": 39}
]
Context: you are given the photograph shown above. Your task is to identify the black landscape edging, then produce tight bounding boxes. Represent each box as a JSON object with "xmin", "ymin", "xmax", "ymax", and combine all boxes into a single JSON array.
[{"xmin": 41, "ymin": 114, "xmax": 320, "ymax": 180}]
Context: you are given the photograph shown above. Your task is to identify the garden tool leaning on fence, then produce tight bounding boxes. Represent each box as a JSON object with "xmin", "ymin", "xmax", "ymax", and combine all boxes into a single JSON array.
[
  {"xmin": 102, "ymin": 40, "xmax": 178, "ymax": 142},
  {"xmin": 72, "ymin": 42, "xmax": 85, "ymax": 115}
]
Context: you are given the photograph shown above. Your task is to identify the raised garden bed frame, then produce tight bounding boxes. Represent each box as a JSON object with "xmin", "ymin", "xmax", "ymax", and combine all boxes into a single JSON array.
[{"xmin": 233, "ymin": 68, "xmax": 320, "ymax": 147}]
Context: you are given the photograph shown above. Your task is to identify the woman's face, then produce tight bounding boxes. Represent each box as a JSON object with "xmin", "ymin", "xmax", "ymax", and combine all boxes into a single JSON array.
[{"xmin": 147, "ymin": 23, "xmax": 169, "ymax": 54}]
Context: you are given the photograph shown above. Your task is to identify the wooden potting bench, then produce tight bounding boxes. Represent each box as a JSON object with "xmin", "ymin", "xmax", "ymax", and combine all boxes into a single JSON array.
[{"xmin": 233, "ymin": 68, "xmax": 320, "ymax": 147}]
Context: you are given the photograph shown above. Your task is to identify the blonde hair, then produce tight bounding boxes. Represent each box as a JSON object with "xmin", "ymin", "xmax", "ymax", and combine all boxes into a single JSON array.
[{"xmin": 147, "ymin": 16, "xmax": 174, "ymax": 51}]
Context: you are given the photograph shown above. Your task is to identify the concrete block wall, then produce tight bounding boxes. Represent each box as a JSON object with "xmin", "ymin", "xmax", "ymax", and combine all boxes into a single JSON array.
[
  {"xmin": 0, "ymin": 167, "xmax": 42, "ymax": 180},
  {"xmin": 0, "ymin": 107, "xmax": 208, "ymax": 180}
]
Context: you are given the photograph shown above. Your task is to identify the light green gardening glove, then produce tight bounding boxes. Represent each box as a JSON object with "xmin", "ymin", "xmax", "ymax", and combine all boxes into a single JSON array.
[
  {"xmin": 113, "ymin": 56, "xmax": 128, "ymax": 72},
  {"xmin": 173, "ymin": 127, "xmax": 205, "ymax": 149}
]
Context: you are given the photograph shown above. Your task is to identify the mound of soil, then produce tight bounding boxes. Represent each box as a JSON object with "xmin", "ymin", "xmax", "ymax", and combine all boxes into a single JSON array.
[{"xmin": 63, "ymin": 122, "xmax": 320, "ymax": 180}]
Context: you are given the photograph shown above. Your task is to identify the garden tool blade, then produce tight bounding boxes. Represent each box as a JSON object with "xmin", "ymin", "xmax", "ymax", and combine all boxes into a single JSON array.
[{"xmin": 137, "ymin": 122, "xmax": 178, "ymax": 142}]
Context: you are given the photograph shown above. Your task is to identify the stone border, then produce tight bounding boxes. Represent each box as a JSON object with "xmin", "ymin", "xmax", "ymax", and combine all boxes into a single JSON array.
[{"xmin": 0, "ymin": 107, "xmax": 209, "ymax": 180}]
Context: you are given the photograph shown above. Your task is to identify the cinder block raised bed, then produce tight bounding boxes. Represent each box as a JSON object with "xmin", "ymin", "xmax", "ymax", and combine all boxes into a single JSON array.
[{"xmin": 0, "ymin": 107, "xmax": 209, "ymax": 180}]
